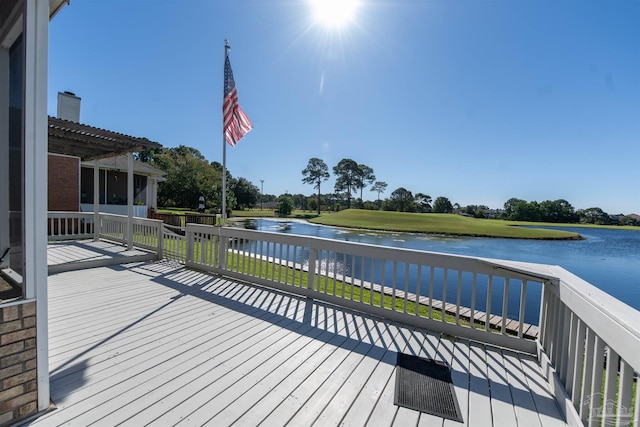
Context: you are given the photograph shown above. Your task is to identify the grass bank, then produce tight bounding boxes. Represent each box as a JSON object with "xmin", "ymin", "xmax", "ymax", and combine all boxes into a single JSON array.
[
  {"xmin": 231, "ymin": 209, "xmax": 318, "ymax": 219},
  {"xmin": 308, "ymin": 209, "xmax": 582, "ymax": 240}
]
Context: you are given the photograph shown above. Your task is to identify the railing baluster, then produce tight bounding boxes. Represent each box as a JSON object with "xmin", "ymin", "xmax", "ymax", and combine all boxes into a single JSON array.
[
  {"xmin": 200, "ymin": 232, "xmax": 206, "ymax": 265},
  {"xmin": 570, "ymin": 318, "xmax": 585, "ymax": 407},
  {"xmin": 633, "ymin": 375, "xmax": 640, "ymax": 426},
  {"xmin": 285, "ymin": 244, "xmax": 291, "ymax": 285},
  {"xmin": 559, "ymin": 305, "xmax": 572, "ymax": 386},
  {"xmin": 341, "ymin": 252, "xmax": 346, "ymax": 298},
  {"xmin": 369, "ymin": 256, "xmax": 375, "ymax": 306},
  {"xmin": 501, "ymin": 277, "xmax": 509, "ymax": 334},
  {"xmin": 277, "ymin": 243, "xmax": 283, "ymax": 283},
  {"xmin": 580, "ymin": 327, "xmax": 595, "ymax": 423},
  {"xmin": 415, "ymin": 265, "xmax": 422, "ymax": 317},
  {"xmin": 391, "ymin": 261, "xmax": 397, "ymax": 310},
  {"xmin": 617, "ymin": 359, "xmax": 633, "ymax": 427},
  {"xmin": 602, "ymin": 346, "xmax": 618, "ymax": 426},
  {"xmin": 470, "ymin": 273, "xmax": 477, "ymax": 328},
  {"xmin": 455, "ymin": 270, "xmax": 462, "ymax": 325},
  {"xmin": 442, "ymin": 269, "xmax": 448, "ymax": 321},
  {"xmin": 403, "ymin": 262, "xmax": 409, "ymax": 313},
  {"xmin": 379, "ymin": 259, "xmax": 386, "ymax": 308},
  {"xmin": 350, "ymin": 254, "xmax": 356, "ymax": 301},
  {"xmin": 587, "ymin": 335, "xmax": 605, "ymax": 427},
  {"xmin": 252, "ymin": 240, "xmax": 259, "ymax": 277},
  {"xmin": 428, "ymin": 266, "xmax": 434, "ymax": 319},
  {"xmin": 308, "ymin": 245, "xmax": 317, "ymax": 292},
  {"xmin": 485, "ymin": 275, "xmax": 493, "ymax": 332},
  {"xmin": 360, "ymin": 256, "xmax": 366, "ymax": 304},
  {"xmin": 259, "ymin": 240, "xmax": 265, "ymax": 278},
  {"xmin": 332, "ymin": 251, "xmax": 338, "ymax": 296},
  {"xmin": 518, "ymin": 280, "xmax": 526, "ymax": 338},
  {"xmin": 270, "ymin": 242, "xmax": 276, "ymax": 282}
]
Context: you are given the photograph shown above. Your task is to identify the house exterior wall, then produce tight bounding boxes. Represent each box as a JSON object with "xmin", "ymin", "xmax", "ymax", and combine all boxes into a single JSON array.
[
  {"xmin": 0, "ymin": 0, "xmax": 61, "ymax": 420},
  {"xmin": 80, "ymin": 167, "xmax": 149, "ymax": 206},
  {"xmin": 0, "ymin": 301, "xmax": 37, "ymax": 425},
  {"xmin": 48, "ymin": 154, "xmax": 79, "ymax": 211}
]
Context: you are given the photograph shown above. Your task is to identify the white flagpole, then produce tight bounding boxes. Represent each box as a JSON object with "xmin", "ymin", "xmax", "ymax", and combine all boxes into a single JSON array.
[{"xmin": 222, "ymin": 40, "xmax": 230, "ymax": 223}]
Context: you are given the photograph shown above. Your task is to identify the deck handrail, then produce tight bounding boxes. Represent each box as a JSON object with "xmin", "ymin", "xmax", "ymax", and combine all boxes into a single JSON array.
[
  {"xmin": 47, "ymin": 211, "xmax": 164, "ymax": 259},
  {"xmin": 184, "ymin": 224, "xmax": 550, "ymax": 352},
  {"xmin": 47, "ymin": 211, "xmax": 95, "ymax": 240}
]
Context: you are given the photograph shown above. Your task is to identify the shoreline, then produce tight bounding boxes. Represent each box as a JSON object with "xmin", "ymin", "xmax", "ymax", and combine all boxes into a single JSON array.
[{"xmin": 231, "ymin": 216, "xmax": 585, "ymax": 241}]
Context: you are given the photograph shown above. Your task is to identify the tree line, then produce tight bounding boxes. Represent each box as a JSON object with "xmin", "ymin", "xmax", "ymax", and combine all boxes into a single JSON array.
[
  {"xmin": 301, "ymin": 157, "xmax": 456, "ymax": 214},
  {"xmin": 136, "ymin": 147, "xmax": 637, "ymax": 226}
]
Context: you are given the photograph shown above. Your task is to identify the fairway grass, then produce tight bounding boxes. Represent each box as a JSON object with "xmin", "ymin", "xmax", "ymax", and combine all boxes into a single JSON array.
[{"xmin": 308, "ymin": 209, "xmax": 582, "ymax": 240}]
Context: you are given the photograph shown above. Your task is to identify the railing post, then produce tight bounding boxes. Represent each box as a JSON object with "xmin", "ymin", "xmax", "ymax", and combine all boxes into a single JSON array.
[
  {"xmin": 186, "ymin": 225, "xmax": 194, "ymax": 264},
  {"xmin": 94, "ymin": 213, "xmax": 101, "ymax": 241},
  {"xmin": 307, "ymin": 243, "xmax": 317, "ymax": 292},
  {"xmin": 93, "ymin": 162, "xmax": 99, "ymax": 241},
  {"xmin": 216, "ymin": 226, "xmax": 226, "ymax": 270},
  {"xmin": 156, "ymin": 221, "xmax": 163, "ymax": 260}
]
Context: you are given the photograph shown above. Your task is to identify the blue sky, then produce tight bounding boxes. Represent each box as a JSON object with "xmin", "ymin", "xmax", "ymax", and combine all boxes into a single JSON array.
[{"xmin": 48, "ymin": 1, "xmax": 639, "ymax": 214}]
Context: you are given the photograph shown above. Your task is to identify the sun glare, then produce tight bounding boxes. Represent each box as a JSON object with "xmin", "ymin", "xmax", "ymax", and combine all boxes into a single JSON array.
[{"xmin": 309, "ymin": 0, "xmax": 360, "ymax": 28}]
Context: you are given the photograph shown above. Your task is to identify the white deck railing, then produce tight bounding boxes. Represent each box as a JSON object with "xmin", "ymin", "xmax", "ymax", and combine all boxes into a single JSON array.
[
  {"xmin": 537, "ymin": 267, "xmax": 640, "ymax": 426},
  {"xmin": 47, "ymin": 212, "xmax": 164, "ymax": 259},
  {"xmin": 47, "ymin": 212, "xmax": 95, "ymax": 240},
  {"xmin": 99, "ymin": 213, "xmax": 164, "ymax": 256}
]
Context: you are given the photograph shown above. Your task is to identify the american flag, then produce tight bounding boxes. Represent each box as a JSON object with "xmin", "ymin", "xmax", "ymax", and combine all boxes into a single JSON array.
[{"xmin": 223, "ymin": 52, "xmax": 252, "ymax": 147}]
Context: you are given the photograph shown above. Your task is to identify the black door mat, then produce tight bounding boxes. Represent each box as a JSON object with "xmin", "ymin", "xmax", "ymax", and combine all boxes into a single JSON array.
[{"xmin": 394, "ymin": 352, "xmax": 463, "ymax": 423}]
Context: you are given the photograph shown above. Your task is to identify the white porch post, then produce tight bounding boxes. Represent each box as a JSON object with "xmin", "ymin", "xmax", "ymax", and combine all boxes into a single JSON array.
[
  {"xmin": 93, "ymin": 162, "xmax": 99, "ymax": 240},
  {"xmin": 127, "ymin": 152, "xmax": 133, "ymax": 250},
  {"xmin": 23, "ymin": 0, "xmax": 50, "ymax": 411},
  {"xmin": 0, "ymin": 50, "xmax": 8, "ymax": 264}
]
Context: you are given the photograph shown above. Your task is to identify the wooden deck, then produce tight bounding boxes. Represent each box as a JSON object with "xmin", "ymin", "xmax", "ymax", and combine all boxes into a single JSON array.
[
  {"xmin": 47, "ymin": 239, "xmax": 156, "ymax": 273},
  {"xmin": 30, "ymin": 260, "xmax": 567, "ymax": 426}
]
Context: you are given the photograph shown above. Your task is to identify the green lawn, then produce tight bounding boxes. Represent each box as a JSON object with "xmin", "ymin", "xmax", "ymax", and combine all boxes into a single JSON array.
[{"xmin": 308, "ymin": 209, "xmax": 583, "ymax": 240}]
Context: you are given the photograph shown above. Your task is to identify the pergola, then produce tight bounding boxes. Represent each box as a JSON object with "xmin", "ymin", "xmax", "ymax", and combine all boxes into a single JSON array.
[{"xmin": 47, "ymin": 116, "xmax": 162, "ymax": 248}]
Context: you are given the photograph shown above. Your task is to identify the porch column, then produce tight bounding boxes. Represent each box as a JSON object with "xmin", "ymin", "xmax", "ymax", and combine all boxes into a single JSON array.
[
  {"xmin": 23, "ymin": 0, "xmax": 50, "ymax": 412},
  {"xmin": 93, "ymin": 162, "xmax": 99, "ymax": 240},
  {"xmin": 0, "ymin": 49, "xmax": 8, "ymax": 265},
  {"xmin": 127, "ymin": 152, "xmax": 133, "ymax": 250}
]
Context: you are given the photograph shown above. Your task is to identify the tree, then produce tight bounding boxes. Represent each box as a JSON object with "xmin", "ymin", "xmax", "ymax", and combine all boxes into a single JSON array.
[
  {"xmin": 333, "ymin": 158, "xmax": 359, "ymax": 209},
  {"xmin": 231, "ymin": 177, "xmax": 259, "ymax": 210},
  {"xmin": 414, "ymin": 193, "xmax": 432, "ymax": 213},
  {"xmin": 389, "ymin": 187, "xmax": 416, "ymax": 212},
  {"xmin": 370, "ymin": 181, "xmax": 388, "ymax": 209},
  {"xmin": 356, "ymin": 164, "xmax": 375, "ymax": 208},
  {"xmin": 301, "ymin": 158, "xmax": 330, "ymax": 215},
  {"xmin": 511, "ymin": 200, "xmax": 540, "ymax": 221},
  {"xmin": 433, "ymin": 196, "xmax": 453, "ymax": 213},
  {"xmin": 291, "ymin": 193, "xmax": 307, "ymax": 210},
  {"xmin": 148, "ymin": 145, "xmax": 221, "ymax": 209},
  {"xmin": 504, "ymin": 198, "xmax": 526, "ymax": 219},
  {"xmin": 619, "ymin": 215, "xmax": 640, "ymax": 226},
  {"xmin": 578, "ymin": 207, "xmax": 611, "ymax": 225},
  {"xmin": 276, "ymin": 195, "xmax": 293, "ymax": 217}
]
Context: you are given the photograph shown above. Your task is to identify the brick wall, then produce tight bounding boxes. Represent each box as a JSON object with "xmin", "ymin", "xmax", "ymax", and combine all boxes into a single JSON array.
[
  {"xmin": 0, "ymin": 301, "xmax": 37, "ymax": 425},
  {"xmin": 48, "ymin": 154, "xmax": 79, "ymax": 211}
]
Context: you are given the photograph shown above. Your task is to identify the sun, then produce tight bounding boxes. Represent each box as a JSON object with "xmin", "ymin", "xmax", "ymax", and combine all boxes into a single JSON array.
[{"xmin": 309, "ymin": 0, "xmax": 360, "ymax": 28}]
